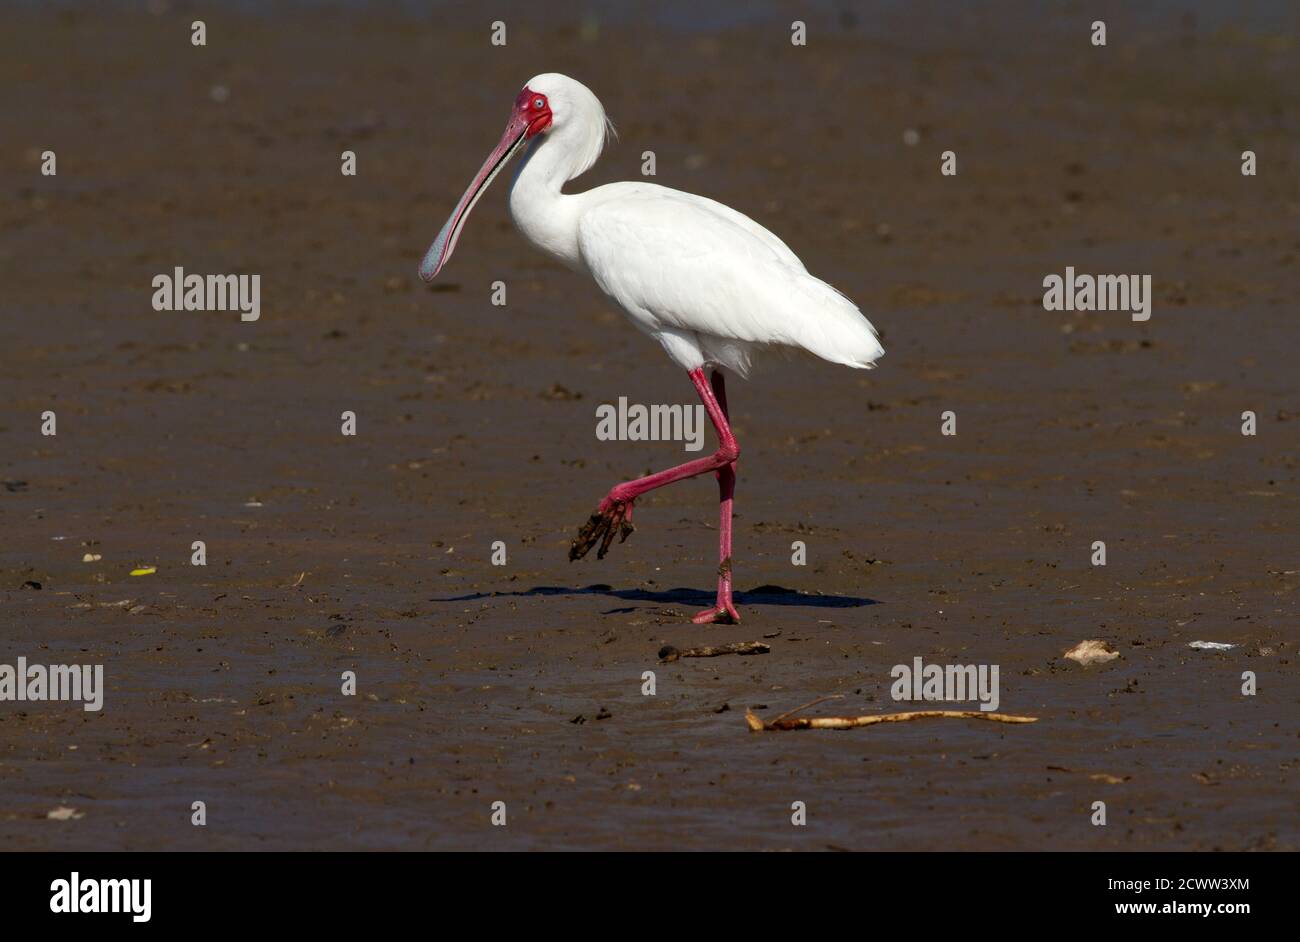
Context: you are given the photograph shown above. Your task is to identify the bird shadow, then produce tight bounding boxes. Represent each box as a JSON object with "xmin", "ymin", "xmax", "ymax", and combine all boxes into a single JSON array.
[{"xmin": 432, "ymin": 583, "xmax": 878, "ymax": 613}]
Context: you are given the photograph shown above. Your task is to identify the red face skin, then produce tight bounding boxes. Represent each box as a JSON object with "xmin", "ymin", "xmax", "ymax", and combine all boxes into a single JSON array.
[
  {"xmin": 518, "ymin": 88, "xmax": 553, "ymax": 137},
  {"xmin": 418, "ymin": 86, "xmax": 553, "ymax": 282}
]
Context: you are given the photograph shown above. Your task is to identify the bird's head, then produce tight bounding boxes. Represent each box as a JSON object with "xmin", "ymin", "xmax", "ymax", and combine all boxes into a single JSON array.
[{"xmin": 418, "ymin": 73, "xmax": 611, "ymax": 282}]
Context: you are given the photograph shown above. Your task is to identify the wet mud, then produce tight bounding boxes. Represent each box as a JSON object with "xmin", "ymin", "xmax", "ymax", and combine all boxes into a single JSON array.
[{"xmin": 0, "ymin": 3, "xmax": 1296, "ymax": 849}]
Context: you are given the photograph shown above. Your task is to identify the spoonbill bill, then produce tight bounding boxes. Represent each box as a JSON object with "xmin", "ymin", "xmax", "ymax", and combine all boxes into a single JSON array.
[{"xmin": 419, "ymin": 73, "xmax": 883, "ymax": 624}]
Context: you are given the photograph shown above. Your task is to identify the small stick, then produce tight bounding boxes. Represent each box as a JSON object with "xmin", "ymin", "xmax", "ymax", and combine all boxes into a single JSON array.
[
  {"xmin": 767, "ymin": 694, "xmax": 844, "ymax": 726},
  {"xmin": 658, "ymin": 641, "xmax": 770, "ymax": 662},
  {"xmin": 746, "ymin": 708, "xmax": 1038, "ymax": 732}
]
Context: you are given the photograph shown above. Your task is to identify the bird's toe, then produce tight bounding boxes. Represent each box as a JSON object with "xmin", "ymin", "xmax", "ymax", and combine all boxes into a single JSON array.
[
  {"xmin": 570, "ymin": 501, "xmax": 634, "ymax": 561},
  {"xmin": 691, "ymin": 604, "xmax": 741, "ymax": 625},
  {"xmin": 568, "ymin": 511, "xmax": 606, "ymax": 561}
]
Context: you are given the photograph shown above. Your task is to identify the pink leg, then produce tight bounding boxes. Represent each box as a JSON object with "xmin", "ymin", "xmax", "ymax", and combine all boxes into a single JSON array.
[
  {"xmin": 695, "ymin": 370, "xmax": 739, "ymax": 625},
  {"xmin": 569, "ymin": 368, "xmax": 742, "ymax": 624}
]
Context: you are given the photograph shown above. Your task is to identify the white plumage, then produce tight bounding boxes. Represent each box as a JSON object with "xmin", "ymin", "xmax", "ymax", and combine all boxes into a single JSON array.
[
  {"xmin": 417, "ymin": 72, "xmax": 884, "ymax": 625},
  {"xmin": 423, "ymin": 73, "xmax": 883, "ymax": 377},
  {"xmin": 577, "ymin": 185, "xmax": 883, "ymax": 375}
]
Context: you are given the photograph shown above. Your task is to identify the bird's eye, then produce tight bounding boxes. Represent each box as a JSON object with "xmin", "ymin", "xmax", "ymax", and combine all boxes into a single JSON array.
[{"xmin": 534, "ymin": 98, "xmax": 545, "ymax": 109}]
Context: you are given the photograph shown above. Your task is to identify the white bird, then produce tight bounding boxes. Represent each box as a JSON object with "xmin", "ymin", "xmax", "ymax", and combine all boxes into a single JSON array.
[{"xmin": 419, "ymin": 73, "xmax": 883, "ymax": 624}]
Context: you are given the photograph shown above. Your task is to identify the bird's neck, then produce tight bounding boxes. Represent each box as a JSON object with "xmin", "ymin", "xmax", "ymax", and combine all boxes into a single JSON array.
[{"xmin": 507, "ymin": 132, "xmax": 591, "ymax": 271}]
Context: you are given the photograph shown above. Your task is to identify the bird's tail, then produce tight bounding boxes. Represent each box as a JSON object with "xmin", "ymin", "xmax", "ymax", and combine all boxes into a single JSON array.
[{"xmin": 784, "ymin": 273, "xmax": 884, "ymax": 369}]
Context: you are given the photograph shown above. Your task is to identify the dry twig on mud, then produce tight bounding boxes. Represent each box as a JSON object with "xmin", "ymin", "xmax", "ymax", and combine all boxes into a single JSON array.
[
  {"xmin": 745, "ymin": 695, "xmax": 1038, "ymax": 731},
  {"xmin": 658, "ymin": 641, "xmax": 770, "ymax": 662}
]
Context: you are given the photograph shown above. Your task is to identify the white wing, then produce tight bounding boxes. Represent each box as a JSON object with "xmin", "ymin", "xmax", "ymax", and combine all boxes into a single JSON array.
[{"xmin": 575, "ymin": 183, "xmax": 883, "ymax": 371}]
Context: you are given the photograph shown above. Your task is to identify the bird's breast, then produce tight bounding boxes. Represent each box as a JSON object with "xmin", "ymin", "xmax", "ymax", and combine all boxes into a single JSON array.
[{"xmin": 507, "ymin": 185, "xmax": 587, "ymax": 272}]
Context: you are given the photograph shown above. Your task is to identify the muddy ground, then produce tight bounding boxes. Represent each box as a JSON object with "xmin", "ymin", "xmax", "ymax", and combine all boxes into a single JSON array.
[{"xmin": 0, "ymin": 2, "xmax": 1296, "ymax": 850}]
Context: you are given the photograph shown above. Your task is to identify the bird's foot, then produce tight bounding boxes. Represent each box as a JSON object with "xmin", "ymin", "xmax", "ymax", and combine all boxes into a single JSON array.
[
  {"xmin": 569, "ymin": 497, "xmax": 635, "ymax": 561},
  {"xmin": 691, "ymin": 600, "xmax": 741, "ymax": 625}
]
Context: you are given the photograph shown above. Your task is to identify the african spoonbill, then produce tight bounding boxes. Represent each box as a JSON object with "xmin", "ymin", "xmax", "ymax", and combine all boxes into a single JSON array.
[{"xmin": 419, "ymin": 74, "xmax": 883, "ymax": 624}]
